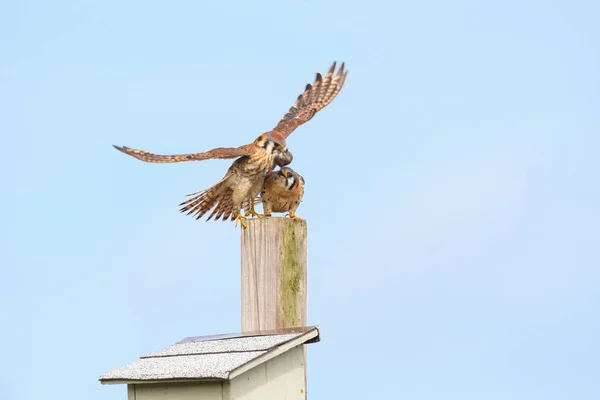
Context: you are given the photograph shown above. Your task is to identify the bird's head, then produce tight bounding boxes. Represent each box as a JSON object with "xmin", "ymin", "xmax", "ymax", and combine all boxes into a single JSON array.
[
  {"xmin": 275, "ymin": 167, "xmax": 304, "ymax": 190},
  {"xmin": 254, "ymin": 131, "xmax": 287, "ymax": 155}
]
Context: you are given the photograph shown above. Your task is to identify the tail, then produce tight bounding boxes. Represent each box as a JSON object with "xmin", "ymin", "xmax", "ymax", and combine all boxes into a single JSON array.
[{"xmin": 179, "ymin": 180, "xmax": 235, "ymax": 221}]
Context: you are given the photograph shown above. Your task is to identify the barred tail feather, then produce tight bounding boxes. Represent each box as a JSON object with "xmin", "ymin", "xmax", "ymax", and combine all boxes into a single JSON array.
[
  {"xmin": 207, "ymin": 188, "xmax": 235, "ymax": 221},
  {"xmin": 179, "ymin": 181, "xmax": 229, "ymax": 221}
]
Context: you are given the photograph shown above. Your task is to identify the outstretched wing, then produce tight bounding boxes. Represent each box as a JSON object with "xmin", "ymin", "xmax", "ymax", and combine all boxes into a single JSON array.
[
  {"xmin": 112, "ymin": 144, "xmax": 254, "ymax": 163},
  {"xmin": 273, "ymin": 61, "xmax": 348, "ymax": 139}
]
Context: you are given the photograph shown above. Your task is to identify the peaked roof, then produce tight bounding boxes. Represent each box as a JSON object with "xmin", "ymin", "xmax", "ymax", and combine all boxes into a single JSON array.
[{"xmin": 99, "ymin": 326, "xmax": 320, "ymax": 384}]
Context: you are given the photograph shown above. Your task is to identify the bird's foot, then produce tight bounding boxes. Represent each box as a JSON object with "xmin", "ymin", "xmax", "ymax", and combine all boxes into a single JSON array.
[
  {"xmin": 246, "ymin": 209, "xmax": 265, "ymax": 219},
  {"xmin": 247, "ymin": 203, "xmax": 264, "ymax": 219},
  {"xmin": 234, "ymin": 212, "xmax": 248, "ymax": 229},
  {"xmin": 287, "ymin": 212, "xmax": 304, "ymax": 221}
]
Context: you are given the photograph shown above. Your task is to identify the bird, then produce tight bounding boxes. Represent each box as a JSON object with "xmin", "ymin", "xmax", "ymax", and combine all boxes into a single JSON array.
[
  {"xmin": 259, "ymin": 167, "xmax": 305, "ymax": 220},
  {"xmin": 113, "ymin": 61, "xmax": 348, "ymax": 228},
  {"xmin": 114, "ymin": 133, "xmax": 287, "ymax": 228}
]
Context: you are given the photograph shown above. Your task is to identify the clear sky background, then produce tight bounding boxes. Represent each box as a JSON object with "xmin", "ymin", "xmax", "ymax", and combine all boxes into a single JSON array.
[{"xmin": 1, "ymin": 1, "xmax": 599, "ymax": 399}]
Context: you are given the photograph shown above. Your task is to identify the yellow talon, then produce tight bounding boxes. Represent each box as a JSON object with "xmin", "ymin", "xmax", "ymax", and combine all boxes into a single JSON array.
[
  {"xmin": 247, "ymin": 210, "xmax": 264, "ymax": 219},
  {"xmin": 287, "ymin": 212, "xmax": 303, "ymax": 221},
  {"xmin": 234, "ymin": 212, "xmax": 248, "ymax": 229},
  {"xmin": 247, "ymin": 202, "xmax": 264, "ymax": 219}
]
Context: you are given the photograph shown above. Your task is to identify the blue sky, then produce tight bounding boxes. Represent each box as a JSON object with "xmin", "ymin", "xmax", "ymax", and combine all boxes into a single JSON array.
[{"xmin": 1, "ymin": 0, "xmax": 599, "ymax": 399}]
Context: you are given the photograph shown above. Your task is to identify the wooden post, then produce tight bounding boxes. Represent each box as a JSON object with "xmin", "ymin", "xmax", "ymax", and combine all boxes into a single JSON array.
[{"xmin": 241, "ymin": 217, "xmax": 307, "ymax": 332}]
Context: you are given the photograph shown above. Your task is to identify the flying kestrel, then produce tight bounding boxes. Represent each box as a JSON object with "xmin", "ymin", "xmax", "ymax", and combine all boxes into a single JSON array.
[
  {"xmin": 259, "ymin": 167, "xmax": 305, "ymax": 220},
  {"xmin": 113, "ymin": 61, "xmax": 348, "ymax": 228}
]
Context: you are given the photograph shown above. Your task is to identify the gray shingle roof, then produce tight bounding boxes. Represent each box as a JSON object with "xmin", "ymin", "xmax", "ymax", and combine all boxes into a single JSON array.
[{"xmin": 99, "ymin": 326, "xmax": 320, "ymax": 384}]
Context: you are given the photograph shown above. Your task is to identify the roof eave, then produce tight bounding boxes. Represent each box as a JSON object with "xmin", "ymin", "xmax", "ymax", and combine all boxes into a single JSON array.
[
  {"xmin": 100, "ymin": 377, "xmax": 226, "ymax": 385},
  {"xmin": 227, "ymin": 326, "xmax": 319, "ymax": 380}
]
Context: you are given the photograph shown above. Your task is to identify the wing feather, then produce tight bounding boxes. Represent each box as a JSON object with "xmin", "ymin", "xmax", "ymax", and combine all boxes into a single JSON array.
[
  {"xmin": 273, "ymin": 61, "xmax": 348, "ymax": 139},
  {"xmin": 113, "ymin": 144, "xmax": 254, "ymax": 163}
]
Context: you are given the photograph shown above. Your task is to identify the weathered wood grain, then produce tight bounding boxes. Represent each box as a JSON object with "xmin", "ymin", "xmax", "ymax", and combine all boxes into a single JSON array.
[{"xmin": 241, "ymin": 217, "xmax": 307, "ymax": 332}]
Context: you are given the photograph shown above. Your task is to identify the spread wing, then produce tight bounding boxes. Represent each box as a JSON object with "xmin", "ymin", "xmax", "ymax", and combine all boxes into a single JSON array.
[
  {"xmin": 273, "ymin": 61, "xmax": 348, "ymax": 139},
  {"xmin": 112, "ymin": 144, "xmax": 254, "ymax": 163}
]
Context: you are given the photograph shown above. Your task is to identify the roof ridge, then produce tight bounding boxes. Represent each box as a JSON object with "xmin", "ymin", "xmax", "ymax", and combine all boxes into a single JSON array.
[{"xmin": 140, "ymin": 349, "xmax": 266, "ymax": 359}]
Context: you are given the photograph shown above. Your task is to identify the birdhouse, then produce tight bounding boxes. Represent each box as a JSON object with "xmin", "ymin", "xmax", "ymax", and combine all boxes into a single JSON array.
[
  {"xmin": 100, "ymin": 326, "xmax": 319, "ymax": 400},
  {"xmin": 100, "ymin": 217, "xmax": 314, "ymax": 399}
]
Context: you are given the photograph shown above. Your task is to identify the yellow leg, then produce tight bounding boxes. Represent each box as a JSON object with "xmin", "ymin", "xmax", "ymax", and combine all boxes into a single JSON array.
[
  {"xmin": 247, "ymin": 201, "xmax": 264, "ymax": 219},
  {"xmin": 287, "ymin": 212, "xmax": 304, "ymax": 220},
  {"xmin": 234, "ymin": 211, "xmax": 248, "ymax": 229}
]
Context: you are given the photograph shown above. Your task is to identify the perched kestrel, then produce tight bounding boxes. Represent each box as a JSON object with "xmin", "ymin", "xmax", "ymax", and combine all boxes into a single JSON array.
[
  {"xmin": 259, "ymin": 167, "xmax": 305, "ymax": 220},
  {"xmin": 113, "ymin": 61, "xmax": 347, "ymax": 228}
]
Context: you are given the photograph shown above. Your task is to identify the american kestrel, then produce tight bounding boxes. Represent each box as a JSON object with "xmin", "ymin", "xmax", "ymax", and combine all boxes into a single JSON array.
[
  {"xmin": 260, "ymin": 167, "xmax": 305, "ymax": 220},
  {"xmin": 113, "ymin": 61, "xmax": 347, "ymax": 228}
]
